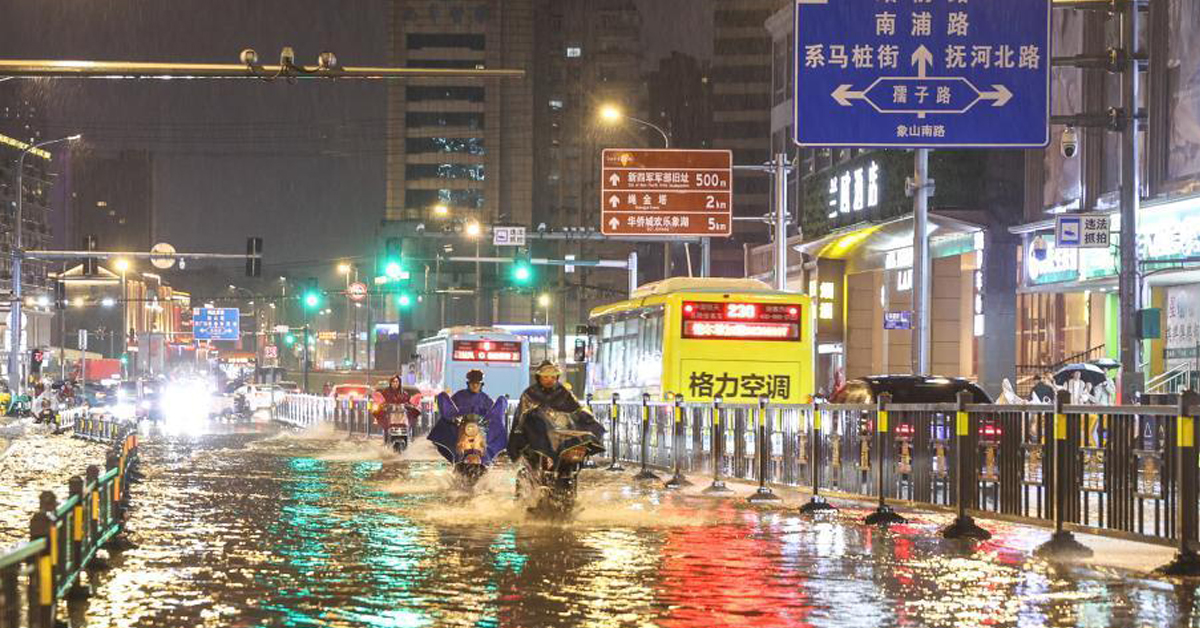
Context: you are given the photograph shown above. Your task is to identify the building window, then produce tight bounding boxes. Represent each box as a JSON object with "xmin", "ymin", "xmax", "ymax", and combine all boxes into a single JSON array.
[
  {"xmin": 406, "ymin": 112, "xmax": 485, "ymax": 129},
  {"xmin": 405, "ymin": 164, "xmax": 485, "ymax": 181},
  {"xmin": 406, "ymin": 86, "xmax": 485, "ymax": 102},
  {"xmin": 406, "ymin": 188, "xmax": 485, "ymax": 210},
  {"xmin": 405, "ymin": 137, "xmax": 485, "ymax": 155},
  {"xmin": 406, "ymin": 33, "xmax": 486, "ymax": 51},
  {"xmin": 566, "ymin": 46, "xmax": 582, "ymax": 58}
]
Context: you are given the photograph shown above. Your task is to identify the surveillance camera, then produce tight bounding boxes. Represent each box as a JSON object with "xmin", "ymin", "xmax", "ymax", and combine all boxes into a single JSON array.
[
  {"xmin": 537, "ymin": 223, "xmax": 547, "ymax": 233},
  {"xmin": 1061, "ymin": 126, "xmax": 1079, "ymax": 159},
  {"xmin": 240, "ymin": 48, "xmax": 259, "ymax": 66},
  {"xmin": 279, "ymin": 46, "xmax": 296, "ymax": 67},
  {"xmin": 415, "ymin": 223, "xmax": 426, "ymax": 233},
  {"xmin": 317, "ymin": 51, "xmax": 337, "ymax": 70}
]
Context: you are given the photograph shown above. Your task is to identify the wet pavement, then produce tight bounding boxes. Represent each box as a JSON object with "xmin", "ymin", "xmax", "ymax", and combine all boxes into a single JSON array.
[
  {"xmin": 47, "ymin": 419, "xmax": 1200, "ymax": 627},
  {"xmin": 0, "ymin": 422, "xmax": 109, "ymax": 547}
]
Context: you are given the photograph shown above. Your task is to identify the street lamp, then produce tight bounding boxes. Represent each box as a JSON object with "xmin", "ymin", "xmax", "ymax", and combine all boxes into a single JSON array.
[
  {"xmin": 338, "ymin": 262, "xmax": 352, "ymax": 275},
  {"xmin": 597, "ymin": 104, "xmax": 670, "ymax": 148},
  {"xmin": 8, "ymin": 133, "xmax": 81, "ymax": 392},
  {"xmin": 433, "ymin": 204, "xmax": 449, "ymax": 218},
  {"xmin": 465, "ymin": 220, "xmax": 483, "ymax": 324}
]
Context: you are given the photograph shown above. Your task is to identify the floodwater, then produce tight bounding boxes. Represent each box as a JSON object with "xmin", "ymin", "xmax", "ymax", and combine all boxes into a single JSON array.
[{"xmin": 51, "ymin": 419, "xmax": 1200, "ymax": 628}]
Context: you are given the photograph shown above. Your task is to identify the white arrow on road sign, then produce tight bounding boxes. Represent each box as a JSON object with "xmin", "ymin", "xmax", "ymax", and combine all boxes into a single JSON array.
[
  {"xmin": 609, "ymin": 173, "xmax": 620, "ymax": 186},
  {"xmin": 609, "ymin": 195, "xmax": 620, "ymax": 208},
  {"xmin": 911, "ymin": 45, "xmax": 933, "ymax": 78},
  {"xmin": 608, "ymin": 217, "xmax": 620, "ymax": 230},
  {"xmin": 978, "ymin": 84, "xmax": 1013, "ymax": 107},
  {"xmin": 831, "ymin": 84, "xmax": 867, "ymax": 107}
]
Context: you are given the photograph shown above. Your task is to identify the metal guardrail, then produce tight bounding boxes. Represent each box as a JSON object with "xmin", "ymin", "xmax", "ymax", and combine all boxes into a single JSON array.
[
  {"xmin": 276, "ymin": 394, "xmax": 437, "ymax": 437},
  {"xmin": 277, "ymin": 388, "xmax": 1200, "ymax": 574},
  {"xmin": 0, "ymin": 415, "xmax": 140, "ymax": 628},
  {"xmin": 585, "ymin": 389, "xmax": 1200, "ymax": 575}
]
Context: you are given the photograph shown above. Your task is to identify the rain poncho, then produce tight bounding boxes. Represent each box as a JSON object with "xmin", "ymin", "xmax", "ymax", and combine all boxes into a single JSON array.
[
  {"xmin": 507, "ymin": 383, "xmax": 605, "ymax": 462},
  {"xmin": 428, "ymin": 391, "xmax": 508, "ymax": 464},
  {"xmin": 995, "ymin": 379, "xmax": 1026, "ymax": 405}
]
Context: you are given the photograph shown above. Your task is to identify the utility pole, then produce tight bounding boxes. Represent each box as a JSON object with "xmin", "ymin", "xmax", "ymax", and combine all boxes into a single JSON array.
[
  {"xmin": 772, "ymin": 152, "xmax": 790, "ymax": 291},
  {"xmin": 910, "ymin": 149, "xmax": 932, "ymax": 375},
  {"xmin": 1118, "ymin": 0, "xmax": 1142, "ymax": 400}
]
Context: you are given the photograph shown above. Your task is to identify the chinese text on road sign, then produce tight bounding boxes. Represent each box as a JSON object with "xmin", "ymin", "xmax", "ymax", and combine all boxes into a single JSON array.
[
  {"xmin": 1056, "ymin": 214, "xmax": 1110, "ymax": 249},
  {"xmin": 192, "ymin": 308, "xmax": 241, "ymax": 342},
  {"xmin": 492, "ymin": 226, "xmax": 526, "ymax": 247},
  {"xmin": 600, "ymin": 149, "xmax": 733, "ymax": 237},
  {"xmin": 794, "ymin": 0, "xmax": 1051, "ymax": 148}
]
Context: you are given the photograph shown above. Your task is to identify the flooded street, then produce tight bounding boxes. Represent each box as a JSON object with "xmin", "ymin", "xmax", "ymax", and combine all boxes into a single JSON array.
[{"xmin": 56, "ymin": 420, "xmax": 1199, "ymax": 628}]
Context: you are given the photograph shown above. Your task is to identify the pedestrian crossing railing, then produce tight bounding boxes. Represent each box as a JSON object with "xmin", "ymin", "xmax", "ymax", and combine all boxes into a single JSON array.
[
  {"xmin": 0, "ymin": 422, "xmax": 141, "ymax": 628},
  {"xmin": 588, "ymin": 389, "xmax": 1200, "ymax": 575}
]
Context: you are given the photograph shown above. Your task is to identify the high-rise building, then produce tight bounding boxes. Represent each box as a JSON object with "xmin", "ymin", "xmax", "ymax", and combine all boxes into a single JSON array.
[
  {"xmin": 0, "ymin": 85, "xmax": 56, "ymax": 294},
  {"xmin": 67, "ymin": 150, "xmax": 155, "ymax": 253},
  {"xmin": 385, "ymin": 0, "xmax": 535, "ymax": 225},
  {"xmin": 711, "ymin": 0, "xmax": 789, "ymax": 245}
]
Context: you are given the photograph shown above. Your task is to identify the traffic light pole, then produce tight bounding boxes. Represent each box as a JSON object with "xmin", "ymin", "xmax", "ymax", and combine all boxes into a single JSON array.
[{"xmin": 445, "ymin": 252, "xmax": 641, "ymax": 297}]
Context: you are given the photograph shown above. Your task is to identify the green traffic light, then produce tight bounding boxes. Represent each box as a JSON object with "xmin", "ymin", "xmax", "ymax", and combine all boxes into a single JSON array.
[
  {"xmin": 385, "ymin": 260, "xmax": 404, "ymax": 279},
  {"xmin": 397, "ymin": 293, "xmax": 412, "ymax": 308},
  {"xmin": 284, "ymin": 333, "xmax": 296, "ymax": 346},
  {"xmin": 303, "ymin": 291, "xmax": 321, "ymax": 309},
  {"xmin": 511, "ymin": 262, "xmax": 532, "ymax": 284}
]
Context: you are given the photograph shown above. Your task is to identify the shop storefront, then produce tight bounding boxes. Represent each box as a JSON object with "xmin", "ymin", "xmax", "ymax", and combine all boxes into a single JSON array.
[{"xmin": 1014, "ymin": 193, "xmax": 1200, "ymax": 383}]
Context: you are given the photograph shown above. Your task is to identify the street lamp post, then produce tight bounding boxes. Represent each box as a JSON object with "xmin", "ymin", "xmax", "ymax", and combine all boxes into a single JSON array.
[
  {"xmin": 598, "ymin": 106, "xmax": 684, "ymax": 279},
  {"xmin": 114, "ymin": 258, "xmax": 130, "ymax": 378},
  {"xmin": 466, "ymin": 220, "xmax": 482, "ymax": 324},
  {"xmin": 8, "ymin": 133, "xmax": 80, "ymax": 392}
]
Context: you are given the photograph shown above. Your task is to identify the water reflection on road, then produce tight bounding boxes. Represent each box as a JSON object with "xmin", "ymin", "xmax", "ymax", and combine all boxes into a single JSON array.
[{"xmin": 64, "ymin": 420, "xmax": 1196, "ymax": 627}]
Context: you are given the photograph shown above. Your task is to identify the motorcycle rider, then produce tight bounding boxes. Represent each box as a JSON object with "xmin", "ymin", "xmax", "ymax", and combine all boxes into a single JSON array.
[
  {"xmin": 508, "ymin": 361, "xmax": 602, "ymax": 461},
  {"xmin": 451, "ymin": 369, "xmax": 493, "ymax": 417},
  {"xmin": 373, "ymin": 375, "xmax": 418, "ymax": 433}
]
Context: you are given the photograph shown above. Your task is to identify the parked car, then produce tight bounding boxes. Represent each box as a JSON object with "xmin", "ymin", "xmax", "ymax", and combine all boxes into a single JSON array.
[{"xmin": 832, "ymin": 375, "xmax": 993, "ymax": 404}]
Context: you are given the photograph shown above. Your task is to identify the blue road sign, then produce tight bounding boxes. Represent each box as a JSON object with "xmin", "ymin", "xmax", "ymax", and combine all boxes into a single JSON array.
[
  {"xmin": 794, "ymin": 0, "xmax": 1051, "ymax": 148},
  {"xmin": 1056, "ymin": 216, "xmax": 1082, "ymax": 247},
  {"xmin": 192, "ymin": 307, "xmax": 241, "ymax": 342},
  {"xmin": 884, "ymin": 311, "xmax": 912, "ymax": 330}
]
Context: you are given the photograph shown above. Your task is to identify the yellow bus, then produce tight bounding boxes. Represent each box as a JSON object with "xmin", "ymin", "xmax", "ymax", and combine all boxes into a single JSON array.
[{"xmin": 586, "ymin": 277, "xmax": 814, "ymax": 404}]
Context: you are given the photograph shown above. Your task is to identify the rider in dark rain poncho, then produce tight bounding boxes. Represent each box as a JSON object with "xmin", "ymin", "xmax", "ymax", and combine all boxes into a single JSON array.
[
  {"xmin": 428, "ymin": 370, "xmax": 508, "ymax": 464},
  {"xmin": 507, "ymin": 361, "xmax": 605, "ymax": 462}
]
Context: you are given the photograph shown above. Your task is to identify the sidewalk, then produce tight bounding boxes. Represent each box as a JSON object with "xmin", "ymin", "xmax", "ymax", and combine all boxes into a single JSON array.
[
  {"xmin": 616, "ymin": 464, "xmax": 1181, "ymax": 578},
  {"xmin": 0, "ymin": 419, "xmax": 108, "ymax": 547}
]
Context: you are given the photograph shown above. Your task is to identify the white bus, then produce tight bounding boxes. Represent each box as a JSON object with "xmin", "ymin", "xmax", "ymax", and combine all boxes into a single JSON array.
[{"xmin": 414, "ymin": 327, "xmax": 531, "ymax": 402}]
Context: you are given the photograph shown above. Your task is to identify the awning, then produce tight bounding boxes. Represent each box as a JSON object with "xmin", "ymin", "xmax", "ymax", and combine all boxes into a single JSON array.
[{"xmin": 795, "ymin": 213, "xmax": 984, "ymax": 273}]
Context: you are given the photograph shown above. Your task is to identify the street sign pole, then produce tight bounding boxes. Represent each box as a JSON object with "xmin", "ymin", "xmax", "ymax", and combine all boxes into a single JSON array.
[
  {"xmin": 1118, "ymin": 0, "xmax": 1142, "ymax": 401},
  {"xmin": 774, "ymin": 153, "xmax": 790, "ymax": 291},
  {"xmin": 912, "ymin": 149, "xmax": 931, "ymax": 375}
]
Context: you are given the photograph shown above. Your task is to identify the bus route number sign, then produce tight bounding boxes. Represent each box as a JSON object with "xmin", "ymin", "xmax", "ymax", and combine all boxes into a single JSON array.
[{"xmin": 600, "ymin": 149, "xmax": 733, "ymax": 238}]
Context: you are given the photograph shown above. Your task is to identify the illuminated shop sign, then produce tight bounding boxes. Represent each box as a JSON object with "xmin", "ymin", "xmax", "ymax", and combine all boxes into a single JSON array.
[{"xmin": 828, "ymin": 161, "xmax": 880, "ymax": 219}]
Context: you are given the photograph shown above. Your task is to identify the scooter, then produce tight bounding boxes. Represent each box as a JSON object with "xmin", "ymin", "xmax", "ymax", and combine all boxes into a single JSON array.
[
  {"xmin": 429, "ymin": 393, "xmax": 509, "ymax": 490},
  {"xmin": 513, "ymin": 406, "xmax": 605, "ymax": 517},
  {"xmin": 383, "ymin": 403, "xmax": 412, "ymax": 454}
]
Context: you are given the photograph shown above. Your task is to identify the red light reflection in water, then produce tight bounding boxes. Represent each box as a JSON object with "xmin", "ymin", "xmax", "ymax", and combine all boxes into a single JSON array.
[{"xmin": 655, "ymin": 503, "xmax": 813, "ymax": 628}]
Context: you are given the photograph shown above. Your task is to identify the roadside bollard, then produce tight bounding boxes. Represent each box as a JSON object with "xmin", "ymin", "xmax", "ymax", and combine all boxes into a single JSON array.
[
  {"xmin": 748, "ymin": 396, "xmax": 780, "ymax": 503},
  {"xmin": 28, "ymin": 511, "xmax": 53, "ymax": 628},
  {"xmin": 865, "ymin": 393, "xmax": 905, "ymax": 526},
  {"xmin": 665, "ymin": 394, "xmax": 692, "ymax": 489},
  {"xmin": 66, "ymin": 476, "xmax": 90, "ymax": 600},
  {"xmin": 582, "ymin": 394, "xmax": 598, "ymax": 469},
  {"xmin": 942, "ymin": 390, "xmax": 991, "ymax": 539},
  {"xmin": 799, "ymin": 400, "xmax": 837, "ymax": 513},
  {"xmin": 1034, "ymin": 390, "xmax": 1089, "ymax": 556},
  {"xmin": 634, "ymin": 393, "xmax": 660, "ymax": 481},
  {"xmin": 703, "ymin": 396, "xmax": 734, "ymax": 494},
  {"xmin": 607, "ymin": 393, "xmax": 625, "ymax": 472},
  {"xmin": 1157, "ymin": 389, "xmax": 1200, "ymax": 575}
]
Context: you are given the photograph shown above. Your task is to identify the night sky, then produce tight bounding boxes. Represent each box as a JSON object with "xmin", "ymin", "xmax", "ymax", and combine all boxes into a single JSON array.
[{"xmin": 0, "ymin": 0, "xmax": 711, "ymax": 285}]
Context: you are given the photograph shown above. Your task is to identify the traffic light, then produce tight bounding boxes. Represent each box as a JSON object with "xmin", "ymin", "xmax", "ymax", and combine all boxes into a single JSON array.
[
  {"xmin": 82, "ymin": 235, "xmax": 98, "ymax": 275},
  {"xmin": 245, "ymin": 237, "xmax": 263, "ymax": 277},
  {"xmin": 510, "ymin": 259, "xmax": 533, "ymax": 286},
  {"xmin": 383, "ymin": 237, "xmax": 406, "ymax": 280},
  {"xmin": 284, "ymin": 333, "xmax": 296, "ymax": 346},
  {"xmin": 397, "ymin": 292, "xmax": 413, "ymax": 309},
  {"xmin": 302, "ymin": 277, "xmax": 321, "ymax": 310}
]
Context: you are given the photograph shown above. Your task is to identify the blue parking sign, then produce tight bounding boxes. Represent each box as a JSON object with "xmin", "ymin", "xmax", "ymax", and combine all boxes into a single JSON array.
[{"xmin": 794, "ymin": 0, "xmax": 1051, "ymax": 148}]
